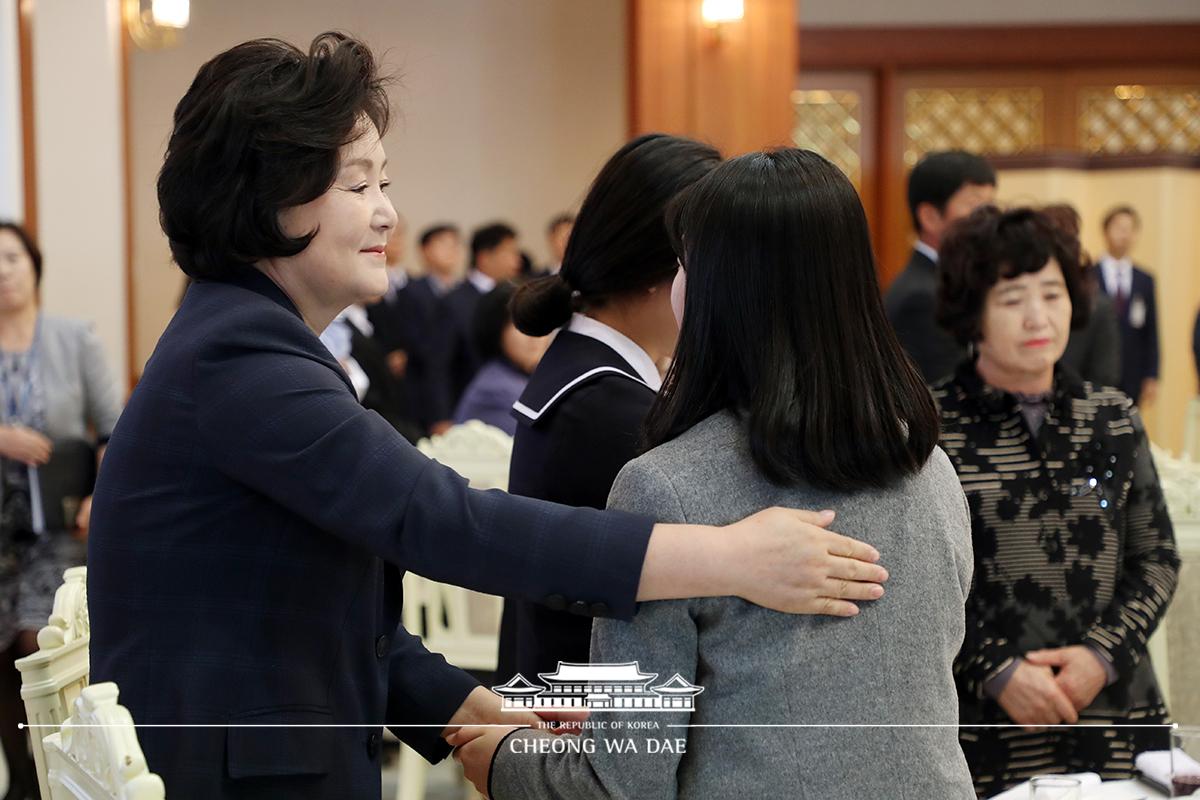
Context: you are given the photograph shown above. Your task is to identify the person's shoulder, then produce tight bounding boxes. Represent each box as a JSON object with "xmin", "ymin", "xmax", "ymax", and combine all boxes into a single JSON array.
[
  {"xmin": 885, "ymin": 262, "xmax": 935, "ymax": 310},
  {"xmin": 177, "ymin": 281, "xmax": 338, "ymax": 374},
  {"xmin": 516, "ymin": 332, "xmax": 655, "ymax": 427},
  {"xmin": 624, "ymin": 411, "xmax": 741, "ymax": 479},
  {"xmin": 471, "ymin": 360, "xmax": 525, "ymax": 392},
  {"xmin": 917, "ymin": 445, "xmax": 963, "ymax": 490},
  {"xmin": 38, "ymin": 314, "xmax": 93, "ymax": 339},
  {"xmin": 1076, "ymin": 381, "xmax": 1134, "ymax": 415},
  {"xmin": 559, "ymin": 371, "xmax": 654, "ymax": 420}
]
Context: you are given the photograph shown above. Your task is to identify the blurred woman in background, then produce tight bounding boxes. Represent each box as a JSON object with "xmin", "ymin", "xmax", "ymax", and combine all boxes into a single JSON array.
[
  {"xmin": 0, "ymin": 220, "xmax": 121, "ymax": 799},
  {"xmin": 452, "ymin": 282, "xmax": 550, "ymax": 435},
  {"xmin": 934, "ymin": 206, "xmax": 1178, "ymax": 795}
]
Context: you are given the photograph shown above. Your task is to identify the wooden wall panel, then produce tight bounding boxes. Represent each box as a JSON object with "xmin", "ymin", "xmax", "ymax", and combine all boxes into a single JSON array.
[
  {"xmin": 17, "ymin": 0, "xmax": 35, "ymax": 234},
  {"xmin": 630, "ymin": 0, "xmax": 796, "ymax": 156}
]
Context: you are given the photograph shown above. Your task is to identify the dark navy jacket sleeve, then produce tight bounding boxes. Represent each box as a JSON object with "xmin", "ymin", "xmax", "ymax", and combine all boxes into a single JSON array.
[
  {"xmin": 385, "ymin": 626, "xmax": 479, "ymax": 761},
  {"xmin": 192, "ymin": 313, "xmax": 653, "ymax": 620}
]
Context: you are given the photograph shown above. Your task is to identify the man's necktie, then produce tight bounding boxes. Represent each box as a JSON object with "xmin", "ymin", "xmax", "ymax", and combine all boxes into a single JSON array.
[{"xmin": 1114, "ymin": 273, "xmax": 1129, "ymax": 319}]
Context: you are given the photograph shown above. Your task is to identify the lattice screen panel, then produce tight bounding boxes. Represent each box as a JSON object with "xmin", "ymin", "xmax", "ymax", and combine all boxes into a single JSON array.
[
  {"xmin": 1079, "ymin": 85, "xmax": 1200, "ymax": 155},
  {"xmin": 903, "ymin": 87, "xmax": 1044, "ymax": 167},
  {"xmin": 791, "ymin": 89, "xmax": 863, "ymax": 188}
]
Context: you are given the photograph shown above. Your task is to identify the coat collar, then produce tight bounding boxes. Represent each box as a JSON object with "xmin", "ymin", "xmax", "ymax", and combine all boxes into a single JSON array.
[
  {"xmin": 512, "ymin": 331, "xmax": 653, "ymax": 424},
  {"xmin": 951, "ymin": 356, "xmax": 1087, "ymax": 418},
  {"xmin": 218, "ymin": 266, "xmax": 305, "ymax": 322}
]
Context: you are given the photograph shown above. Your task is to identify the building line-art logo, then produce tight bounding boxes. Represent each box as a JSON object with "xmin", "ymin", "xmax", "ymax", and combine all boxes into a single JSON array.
[{"xmin": 492, "ymin": 661, "xmax": 704, "ymax": 712}]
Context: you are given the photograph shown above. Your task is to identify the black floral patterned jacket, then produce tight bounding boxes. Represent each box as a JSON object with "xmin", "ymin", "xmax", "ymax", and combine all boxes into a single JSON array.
[{"xmin": 933, "ymin": 359, "xmax": 1179, "ymax": 727}]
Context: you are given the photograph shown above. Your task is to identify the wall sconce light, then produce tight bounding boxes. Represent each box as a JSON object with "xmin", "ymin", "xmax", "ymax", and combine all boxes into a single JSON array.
[
  {"xmin": 701, "ymin": 0, "xmax": 745, "ymax": 27},
  {"xmin": 124, "ymin": 0, "xmax": 190, "ymax": 49}
]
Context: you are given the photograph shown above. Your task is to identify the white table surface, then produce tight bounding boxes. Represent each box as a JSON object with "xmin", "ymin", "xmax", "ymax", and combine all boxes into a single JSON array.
[{"xmin": 991, "ymin": 778, "xmax": 1168, "ymax": 799}]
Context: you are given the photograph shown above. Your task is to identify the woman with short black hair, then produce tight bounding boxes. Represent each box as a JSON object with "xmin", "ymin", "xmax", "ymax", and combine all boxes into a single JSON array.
[
  {"xmin": 933, "ymin": 205, "xmax": 1178, "ymax": 795},
  {"xmin": 85, "ymin": 33, "xmax": 888, "ymax": 800}
]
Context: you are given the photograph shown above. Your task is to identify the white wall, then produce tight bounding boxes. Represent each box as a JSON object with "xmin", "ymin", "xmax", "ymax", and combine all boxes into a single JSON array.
[
  {"xmin": 33, "ymin": 0, "xmax": 127, "ymax": 384},
  {"xmin": 0, "ymin": 0, "xmax": 23, "ymax": 221},
  {"xmin": 799, "ymin": 0, "xmax": 1200, "ymax": 27},
  {"xmin": 128, "ymin": 0, "xmax": 626, "ymax": 371}
]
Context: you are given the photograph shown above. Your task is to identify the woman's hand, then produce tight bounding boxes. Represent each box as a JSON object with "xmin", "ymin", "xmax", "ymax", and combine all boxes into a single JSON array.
[
  {"xmin": 638, "ymin": 509, "xmax": 886, "ymax": 615},
  {"xmin": 73, "ymin": 495, "xmax": 93, "ymax": 539},
  {"xmin": 449, "ymin": 724, "xmax": 522, "ymax": 799},
  {"xmin": 442, "ymin": 685, "xmax": 585, "ymax": 739},
  {"xmin": 1024, "ymin": 646, "xmax": 1108, "ymax": 711},
  {"xmin": 729, "ymin": 508, "xmax": 887, "ymax": 616},
  {"xmin": 0, "ymin": 424, "xmax": 52, "ymax": 466},
  {"xmin": 997, "ymin": 660, "xmax": 1079, "ymax": 730}
]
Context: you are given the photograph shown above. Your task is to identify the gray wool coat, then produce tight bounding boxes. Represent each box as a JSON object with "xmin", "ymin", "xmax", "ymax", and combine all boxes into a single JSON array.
[{"xmin": 492, "ymin": 411, "xmax": 977, "ymax": 800}]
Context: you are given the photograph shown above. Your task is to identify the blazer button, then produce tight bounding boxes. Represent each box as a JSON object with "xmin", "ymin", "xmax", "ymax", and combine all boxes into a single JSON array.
[
  {"xmin": 545, "ymin": 594, "xmax": 567, "ymax": 611},
  {"xmin": 367, "ymin": 732, "xmax": 381, "ymax": 760},
  {"xmin": 589, "ymin": 602, "xmax": 610, "ymax": 617},
  {"xmin": 568, "ymin": 600, "xmax": 589, "ymax": 616},
  {"xmin": 375, "ymin": 635, "xmax": 389, "ymax": 659}
]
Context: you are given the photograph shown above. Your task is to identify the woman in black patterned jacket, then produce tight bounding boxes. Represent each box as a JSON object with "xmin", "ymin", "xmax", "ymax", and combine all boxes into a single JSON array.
[{"xmin": 932, "ymin": 206, "xmax": 1179, "ymax": 796}]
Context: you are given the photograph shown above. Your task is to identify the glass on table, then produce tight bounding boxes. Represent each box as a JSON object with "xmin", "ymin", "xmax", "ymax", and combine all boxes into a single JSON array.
[
  {"xmin": 1030, "ymin": 776, "xmax": 1082, "ymax": 800},
  {"xmin": 1173, "ymin": 726, "xmax": 1200, "ymax": 797}
]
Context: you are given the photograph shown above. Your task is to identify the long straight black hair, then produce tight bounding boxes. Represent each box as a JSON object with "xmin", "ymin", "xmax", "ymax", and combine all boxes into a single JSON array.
[{"xmin": 644, "ymin": 148, "xmax": 939, "ymax": 491}]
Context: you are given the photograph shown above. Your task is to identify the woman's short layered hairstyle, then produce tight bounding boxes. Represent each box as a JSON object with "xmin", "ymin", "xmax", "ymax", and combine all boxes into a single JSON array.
[
  {"xmin": 158, "ymin": 32, "xmax": 391, "ymax": 280},
  {"xmin": 937, "ymin": 206, "xmax": 1089, "ymax": 346}
]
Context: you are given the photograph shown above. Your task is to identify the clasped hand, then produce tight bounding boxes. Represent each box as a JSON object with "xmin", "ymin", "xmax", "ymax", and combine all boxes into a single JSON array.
[{"xmin": 998, "ymin": 646, "xmax": 1108, "ymax": 730}]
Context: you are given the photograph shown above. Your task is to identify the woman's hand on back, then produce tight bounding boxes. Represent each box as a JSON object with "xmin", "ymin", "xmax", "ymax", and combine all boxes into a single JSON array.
[{"xmin": 730, "ymin": 508, "xmax": 887, "ymax": 616}]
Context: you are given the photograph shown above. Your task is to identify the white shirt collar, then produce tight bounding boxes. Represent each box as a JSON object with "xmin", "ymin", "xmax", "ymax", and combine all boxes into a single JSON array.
[
  {"xmin": 913, "ymin": 240, "xmax": 939, "ymax": 264},
  {"xmin": 468, "ymin": 270, "xmax": 497, "ymax": 294},
  {"xmin": 428, "ymin": 274, "xmax": 455, "ymax": 297},
  {"xmin": 1099, "ymin": 255, "xmax": 1133, "ymax": 296},
  {"xmin": 567, "ymin": 313, "xmax": 662, "ymax": 391},
  {"xmin": 388, "ymin": 268, "xmax": 409, "ymax": 290},
  {"xmin": 341, "ymin": 304, "xmax": 373, "ymax": 337}
]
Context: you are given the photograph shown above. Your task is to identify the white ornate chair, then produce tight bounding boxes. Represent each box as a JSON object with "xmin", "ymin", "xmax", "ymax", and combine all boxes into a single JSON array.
[
  {"xmin": 1, "ymin": 735, "xmax": 8, "ymax": 797},
  {"xmin": 15, "ymin": 567, "xmax": 92, "ymax": 800},
  {"xmin": 1146, "ymin": 443, "xmax": 1200, "ymax": 711},
  {"xmin": 41, "ymin": 682, "xmax": 164, "ymax": 799},
  {"xmin": 393, "ymin": 421, "xmax": 511, "ymax": 800},
  {"xmin": 1184, "ymin": 397, "xmax": 1200, "ymax": 461}
]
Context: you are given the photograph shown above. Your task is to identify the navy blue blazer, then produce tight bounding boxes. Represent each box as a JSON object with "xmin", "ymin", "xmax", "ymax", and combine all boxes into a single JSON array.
[
  {"xmin": 366, "ymin": 276, "xmax": 454, "ymax": 429},
  {"xmin": 442, "ymin": 281, "xmax": 487, "ymax": 404},
  {"xmin": 496, "ymin": 331, "xmax": 657, "ymax": 683},
  {"xmin": 884, "ymin": 248, "xmax": 966, "ymax": 385},
  {"xmin": 1094, "ymin": 264, "xmax": 1159, "ymax": 403},
  {"xmin": 87, "ymin": 269, "xmax": 652, "ymax": 799}
]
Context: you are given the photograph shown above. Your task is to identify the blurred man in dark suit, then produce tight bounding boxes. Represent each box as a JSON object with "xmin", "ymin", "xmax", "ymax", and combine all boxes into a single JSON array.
[
  {"xmin": 885, "ymin": 151, "xmax": 995, "ymax": 384},
  {"xmin": 443, "ymin": 222, "xmax": 522, "ymax": 404},
  {"xmin": 543, "ymin": 213, "xmax": 574, "ymax": 275},
  {"xmin": 1095, "ymin": 206, "xmax": 1160, "ymax": 406},
  {"xmin": 368, "ymin": 223, "xmax": 464, "ymax": 433}
]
